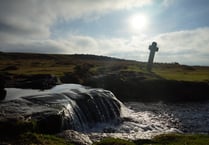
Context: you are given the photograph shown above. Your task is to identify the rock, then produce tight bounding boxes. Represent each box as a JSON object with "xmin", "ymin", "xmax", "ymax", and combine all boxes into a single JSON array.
[
  {"xmin": 36, "ymin": 114, "xmax": 63, "ymax": 134},
  {"xmin": 86, "ymin": 72, "xmax": 209, "ymax": 102},
  {"xmin": 0, "ymin": 99, "xmax": 60, "ymax": 135},
  {"xmin": 57, "ymin": 130, "xmax": 93, "ymax": 145},
  {"xmin": 1, "ymin": 65, "xmax": 18, "ymax": 71},
  {"xmin": 0, "ymin": 84, "xmax": 122, "ymax": 134},
  {"xmin": 0, "ymin": 89, "xmax": 6, "ymax": 100},
  {"xmin": 13, "ymin": 74, "xmax": 59, "ymax": 90},
  {"xmin": 0, "ymin": 77, "xmax": 6, "ymax": 100}
]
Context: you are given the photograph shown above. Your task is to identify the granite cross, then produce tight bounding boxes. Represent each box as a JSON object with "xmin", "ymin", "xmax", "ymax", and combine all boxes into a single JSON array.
[{"xmin": 147, "ymin": 42, "xmax": 159, "ymax": 71}]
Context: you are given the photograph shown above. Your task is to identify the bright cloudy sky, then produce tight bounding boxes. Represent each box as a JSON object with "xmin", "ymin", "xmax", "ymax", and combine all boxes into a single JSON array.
[{"xmin": 0, "ymin": 0, "xmax": 209, "ymax": 65}]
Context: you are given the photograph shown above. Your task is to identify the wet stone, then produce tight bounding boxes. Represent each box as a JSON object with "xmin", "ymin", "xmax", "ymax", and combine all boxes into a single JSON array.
[{"xmin": 57, "ymin": 130, "xmax": 93, "ymax": 145}]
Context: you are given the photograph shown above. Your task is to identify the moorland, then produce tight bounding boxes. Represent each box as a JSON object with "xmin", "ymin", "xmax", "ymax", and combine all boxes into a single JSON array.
[{"xmin": 0, "ymin": 52, "xmax": 209, "ymax": 102}]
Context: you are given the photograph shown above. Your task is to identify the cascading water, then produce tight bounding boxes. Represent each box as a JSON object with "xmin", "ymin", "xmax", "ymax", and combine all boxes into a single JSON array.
[
  {"xmin": 1, "ymin": 84, "xmax": 123, "ymax": 132},
  {"xmin": 60, "ymin": 90, "xmax": 121, "ymax": 131}
]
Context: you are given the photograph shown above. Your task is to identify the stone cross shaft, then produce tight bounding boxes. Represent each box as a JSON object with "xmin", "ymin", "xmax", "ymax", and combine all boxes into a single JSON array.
[{"xmin": 147, "ymin": 42, "xmax": 159, "ymax": 71}]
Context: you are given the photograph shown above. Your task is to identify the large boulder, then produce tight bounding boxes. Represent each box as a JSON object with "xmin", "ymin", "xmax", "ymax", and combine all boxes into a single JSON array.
[{"xmin": 0, "ymin": 84, "xmax": 122, "ymax": 134}]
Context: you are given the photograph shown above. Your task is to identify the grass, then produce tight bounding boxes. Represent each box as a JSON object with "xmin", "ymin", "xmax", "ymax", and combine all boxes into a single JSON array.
[
  {"xmin": 153, "ymin": 65, "xmax": 209, "ymax": 82},
  {"xmin": 1, "ymin": 52, "xmax": 209, "ymax": 82},
  {"xmin": 0, "ymin": 132, "xmax": 74, "ymax": 145},
  {"xmin": 0, "ymin": 116, "xmax": 209, "ymax": 145},
  {"xmin": 150, "ymin": 134, "xmax": 209, "ymax": 145},
  {"xmin": 10, "ymin": 66, "xmax": 74, "ymax": 76},
  {"xmin": 94, "ymin": 134, "xmax": 209, "ymax": 145},
  {"xmin": 93, "ymin": 138, "xmax": 136, "ymax": 145},
  {"xmin": 1, "ymin": 132, "xmax": 209, "ymax": 145}
]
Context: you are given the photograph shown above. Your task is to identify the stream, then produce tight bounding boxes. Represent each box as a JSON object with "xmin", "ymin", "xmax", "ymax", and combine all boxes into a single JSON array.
[{"xmin": 1, "ymin": 84, "xmax": 209, "ymax": 141}]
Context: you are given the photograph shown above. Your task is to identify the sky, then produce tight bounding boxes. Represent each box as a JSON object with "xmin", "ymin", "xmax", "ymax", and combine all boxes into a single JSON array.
[{"xmin": 0, "ymin": 0, "xmax": 209, "ymax": 66}]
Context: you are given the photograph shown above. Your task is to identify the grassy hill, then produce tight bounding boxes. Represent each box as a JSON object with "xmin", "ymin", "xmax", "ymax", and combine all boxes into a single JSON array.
[
  {"xmin": 0, "ymin": 52, "xmax": 208, "ymax": 82},
  {"xmin": 0, "ymin": 52, "xmax": 209, "ymax": 102}
]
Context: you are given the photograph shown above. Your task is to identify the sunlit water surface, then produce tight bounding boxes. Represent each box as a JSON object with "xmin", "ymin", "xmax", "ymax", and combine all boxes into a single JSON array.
[{"xmin": 88, "ymin": 101, "xmax": 209, "ymax": 140}]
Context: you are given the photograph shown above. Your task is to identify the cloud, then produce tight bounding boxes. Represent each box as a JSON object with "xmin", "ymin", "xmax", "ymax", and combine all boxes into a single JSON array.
[
  {"xmin": 0, "ymin": 1, "xmax": 209, "ymax": 65},
  {"xmin": 162, "ymin": 0, "xmax": 175, "ymax": 8},
  {"xmin": 1, "ymin": 27, "xmax": 209, "ymax": 65},
  {"xmin": 0, "ymin": 0, "xmax": 154, "ymax": 60},
  {"xmin": 155, "ymin": 27, "xmax": 209, "ymax": 65},
  {"xmin": 0, "ymin": 0, "xmax": 153, "ymax": 41},
  {"xmin": 0, "ymin": 0, "xmax": 53, "ymax": 39}
]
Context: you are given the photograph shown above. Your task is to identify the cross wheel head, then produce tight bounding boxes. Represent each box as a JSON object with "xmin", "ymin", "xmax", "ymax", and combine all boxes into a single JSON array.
[{"xmin": 152, "ymin": 42, "xmax": 157, "ymax": 47}]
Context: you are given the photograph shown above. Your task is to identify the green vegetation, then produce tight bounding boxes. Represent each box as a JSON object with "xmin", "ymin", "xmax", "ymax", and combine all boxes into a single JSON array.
[
  {"xmin": 0, "ymin": 119, "xmax": 72, "ymax": 144},
  {"xmin": 93, "ymin": 138, "xmax": 136, "ymax": 145},
  {"xmin": 153, "ymin": 63, "xmax": 209, "ymax": 82},
  {"xmin": 0, "ymin": 117, "xmax": 209, "ymax": 144},
  {"xmin": 151, "ymin": 134, "xmax": 209, "ymax": 145},
  {"xmin": 1, "ymin": 133, "xmax": 209, "ymax": 145},
  {"xmin": 1, "ymin": 132, "xmax": 73, "ymax": 145},
  {"xmin": 1, "ymin": 119, "xmax": 209, "ymax": 144},
  {"xmin": 95, "ymin": 134, "xmax": 209, "ymax": 145},
  {"xmin": 0, "ymin": 119, "xmax": 37, "ymax": 138},
  {"xmin": 1, "ymin": 52, "xmax": 209, "ymax": 82},
  {"xmin": 1, "ymin": 52, "xmax": 208, "ymax": 102}
]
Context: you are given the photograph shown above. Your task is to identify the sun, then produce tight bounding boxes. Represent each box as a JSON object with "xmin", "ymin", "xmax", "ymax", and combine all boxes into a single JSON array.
[{"xmin": 129, "ymin": 13, "xmax": 148, "ymax": 32}]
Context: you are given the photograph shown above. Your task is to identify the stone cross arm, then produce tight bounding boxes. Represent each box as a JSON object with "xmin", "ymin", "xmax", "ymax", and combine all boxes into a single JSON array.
[{"xmin": 149, "ymin": 42, "xmax": 159, "ymax": 52}]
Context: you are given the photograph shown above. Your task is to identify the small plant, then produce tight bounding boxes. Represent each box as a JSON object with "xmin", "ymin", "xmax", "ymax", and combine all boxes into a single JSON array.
[{"xmin": 93, "ymin": 137, "xmax": 136, "ymax": 145}]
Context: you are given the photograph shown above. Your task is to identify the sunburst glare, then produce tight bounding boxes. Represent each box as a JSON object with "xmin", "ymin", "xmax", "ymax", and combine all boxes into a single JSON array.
[{"xmin": 129, "ymin": 13, "xmax": 148, "ymax": 32}]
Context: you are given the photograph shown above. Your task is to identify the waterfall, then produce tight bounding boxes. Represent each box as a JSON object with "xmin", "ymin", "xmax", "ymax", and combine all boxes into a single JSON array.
[{"xmin": 21, "ymin": 85, "xmax": 122, "ymax": 132}]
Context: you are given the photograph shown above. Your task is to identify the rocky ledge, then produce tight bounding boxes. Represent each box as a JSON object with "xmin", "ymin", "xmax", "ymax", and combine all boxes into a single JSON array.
[
  {"xmin": 85, "ymin": 71, "xmax": 209, "ymax": 102},
  {"xmin": 1, "ymin": 71, "xmax": 209, "ymax": 102}
]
